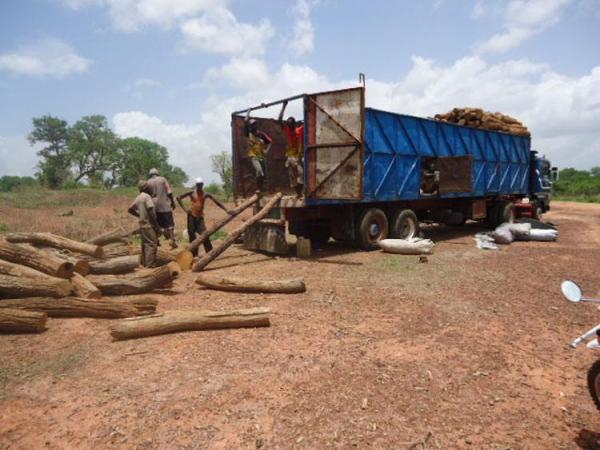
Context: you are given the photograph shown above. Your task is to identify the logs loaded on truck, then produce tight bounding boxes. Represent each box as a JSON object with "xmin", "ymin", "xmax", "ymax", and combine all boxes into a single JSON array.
[{"xmin": 231, "ymin": 86, "xmax": 559, "ymax": 252}]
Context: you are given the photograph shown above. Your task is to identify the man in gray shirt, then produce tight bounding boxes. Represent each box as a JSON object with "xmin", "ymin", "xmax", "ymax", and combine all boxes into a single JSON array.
[
  {"xmin": 146, "ymin": 168, "xmax": 177, "ymax": 249},
  {"xmin": 128, "ymin": 180, "xmax": 160, "ymax": 267}
]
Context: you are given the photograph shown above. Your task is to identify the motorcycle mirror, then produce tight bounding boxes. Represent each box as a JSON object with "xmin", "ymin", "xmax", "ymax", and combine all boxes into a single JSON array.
[{"xmin": 562, "ymin": 280, "xmax": 583, "ymax": 303}]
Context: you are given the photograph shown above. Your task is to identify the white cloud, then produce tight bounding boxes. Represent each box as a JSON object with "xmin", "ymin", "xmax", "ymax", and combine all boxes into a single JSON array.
[
  {"xmin": 179, "ymin": 7, "xmax": 275, "ymax": 56},
  {"xmin": 132, "ymin": 78, "xmax": 161, "ymax": 89},
  {"xmin": 0, "ymin": 39, "xmax": 90, "ymax": 78},
  {"xmin": 476, "ymin": 0, "xmax": 573, "ymax": 53},
  {"xmin": 63, "ymin": 0, "xmax": 223, "ymax": 32},
  {"xmin": 288, "ymin": 0, "xmax": 315, "ymax": 56},
  {"xmin": 204, "ymin": 58, "xmax": 270, "ymax": 89}
]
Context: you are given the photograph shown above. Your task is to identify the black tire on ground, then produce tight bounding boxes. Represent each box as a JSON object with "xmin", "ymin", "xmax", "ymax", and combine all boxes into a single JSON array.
[
  {"xmin": 389, "ymin": 209, "xmax": 419, "ymax": 239},
  {"xmin": 356, "ymin": 208, "xmax": 389, "ymax": 251},
  {"xmin": 587, "ymin": 358, "xmax": 600, "ymax": 411},
  {"xmin": 496, "ymin": 200, "xmax": 515, "ymax": 225}
]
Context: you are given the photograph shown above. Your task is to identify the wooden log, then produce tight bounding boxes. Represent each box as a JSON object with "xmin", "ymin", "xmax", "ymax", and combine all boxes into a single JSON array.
[
  {"xmin": 37, "ymin": 247, "xmax": 91, "ymax": 276},
  {"xmin": 0, "ymin": 296, "xmax": 157, "ymax": 318},
  {"xmin": 177, "ymin": 194, "xmax": 260, "ymax": 270},
  {"xmin": 0, "ymin": 274, "xmax": 72, "ymax": 299},
  {"xmin": 5, "ymin": 232, "xmax": 104, "ymax": 258},
  {"xmin": 0, "ymin": 308, "xmax": 47, "ymax": 334},
  {"xmin": 0, "ymin": 258, "xmax": 73, "ymax": 292},
  {"xmin": 88, "ymin": 262, "xmax": 181, "ymax": 296},
  {"xmin": 196, "ymin": 274, "xmax": 306, "ymax": 294},
  {"xmin": 70, "ymin": 273, "xmax": 102, "ymax": 299},
  {"xmin": 89, "ymin": 255, "xmax": 140, "ymax": 275},
  {"xmin": 85, "ymin": 226, "xmax": 138, "ymax": 246},
  {"xmin": 110, "ymin": 306, "xmax": 270, "ymax": 340},
  {"xmin": 193, "ymin": 193, "xmax": 283, "ymax": 272},
  {"xmin": 0, "ymin": 240, "xmax": 74, "ymax": 279}
]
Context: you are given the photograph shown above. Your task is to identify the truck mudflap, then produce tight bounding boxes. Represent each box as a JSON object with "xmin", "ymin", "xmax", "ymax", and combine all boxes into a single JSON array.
[{"xmin": 243, "ymin": 220, "xmax": 289, "ymax": 255}]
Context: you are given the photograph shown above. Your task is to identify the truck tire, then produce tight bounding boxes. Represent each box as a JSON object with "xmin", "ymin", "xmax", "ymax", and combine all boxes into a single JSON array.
[
  {"xmin": 356, "ymin": 208, "xmax": 389, "ymax": 251},
  {"xmin": 496, "ymin": 201, "xmax": 515, "ymax": 225},
  {"xmin": 389, "ymin": 209, "xmax": 419, "ymax": 239},
  {"xmin": 532, "ymin": 204, "xmax": 544, "ymax": 220}
]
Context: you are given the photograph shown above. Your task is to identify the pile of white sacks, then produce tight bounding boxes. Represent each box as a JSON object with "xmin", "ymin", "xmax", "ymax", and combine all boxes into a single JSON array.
[{"xmin": 475, "ymin": 221, "xmax": 558, "ymax": 250}]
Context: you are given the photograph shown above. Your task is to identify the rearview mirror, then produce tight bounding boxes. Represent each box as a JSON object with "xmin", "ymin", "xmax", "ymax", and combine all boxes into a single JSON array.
[
  {"xmin": 562, "ymin": 280, "xmax": 583, "ymax": 302},
  {"xmin": 551, "ymin": 167, "xmax": 559, "ymax": 182}
]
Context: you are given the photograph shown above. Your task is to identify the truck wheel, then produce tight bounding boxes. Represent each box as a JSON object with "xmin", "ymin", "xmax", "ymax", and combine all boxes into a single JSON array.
[
  {"xmin": 390, "ymin": 209, "xmax": 419, "ymax": 239},
  {"xmin": 496, "ymin": 201, "xmax": 515, "ymax": 225},
  {"xmin": 532, "ymin": 204, "xmax": 543, "ymax": 220},
  {"xmin": 356, "ymin": 208, "xmax": 389, "ymax": 251}
]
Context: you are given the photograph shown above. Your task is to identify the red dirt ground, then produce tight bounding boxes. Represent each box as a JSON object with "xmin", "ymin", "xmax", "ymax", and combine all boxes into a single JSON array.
[{"xmin": 2, "ymin": 201, "xmax": 600, "ymax": 449}]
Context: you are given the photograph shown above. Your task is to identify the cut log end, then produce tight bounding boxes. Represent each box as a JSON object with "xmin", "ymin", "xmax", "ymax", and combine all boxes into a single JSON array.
[
  {"xmin": 176, "ymin": 250, "xmax": 194, "ymax": 271},
  {"xmin": 56, "ymin": 261, "xmax": 75, "ymax": 279}
]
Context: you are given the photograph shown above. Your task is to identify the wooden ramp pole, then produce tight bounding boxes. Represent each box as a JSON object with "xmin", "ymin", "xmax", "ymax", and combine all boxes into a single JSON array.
[
  {"xmin": 196, "ymin": 274, "xmax": 306, "ymax": 294},
  {"xmin": 0, "ymin": 308, "xmax": 47, "ymax": 334},
  {"xmin": 5, "ymin": 232, "xmax": 104, "ymax": 258},
  {"xmin": 177, "ymin": 194, "xmax": 260, "ymax": 270},
  {"xmin": 110, "ymin": 307, "xmax": 270, "ymax": 340},
  {"xmin": 0, "ymin": 296, "xmax": 157, "ymax": 318},
  {"xmin": 192, "ymin": 193, "xmax": 282, "ymax": 272}
]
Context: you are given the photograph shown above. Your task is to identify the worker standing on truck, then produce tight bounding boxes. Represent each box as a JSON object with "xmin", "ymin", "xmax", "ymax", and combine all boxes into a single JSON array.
[
  {"xmin": 128, "ymin": 180, "xmax": 160, "ymax": 268},
  {"xmin": 147, "ymin": 168, "xmax": 178, "ymax": 249},
  {"xmin": 244, "ymin": 111, "xmax": 272, "ymax": 192},
  {"xmin": 278, "ymin": 100, "xmax": 304, "ymax": 197},
  {"xmin": 176, "ymin": 177, "xmax": 233, "ymax": 256}
]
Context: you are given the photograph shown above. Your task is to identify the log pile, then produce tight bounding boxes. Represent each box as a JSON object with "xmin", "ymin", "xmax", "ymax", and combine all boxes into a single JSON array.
[{"xmin": 434, "ymin": 108, "xmax": 530, "ymax": 137}]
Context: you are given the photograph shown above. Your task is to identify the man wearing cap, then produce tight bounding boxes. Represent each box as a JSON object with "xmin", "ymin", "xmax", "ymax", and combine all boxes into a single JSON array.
[
  {"xmin": 244, "ymin": 111, "xmax": 272, "ymax": 192},
  {"xmin": 146, "ymin": 168, "xmax": 178, "ymax": 249},
  {"xmin": 128, "ymin": 180, "xmax": 160, "ymax": 267},
  {"xmin": 177, "ymin": 177, "xmax": 233, "ymax": 256}
]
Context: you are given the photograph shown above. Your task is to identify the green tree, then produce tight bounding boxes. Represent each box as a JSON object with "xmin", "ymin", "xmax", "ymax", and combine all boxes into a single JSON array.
[
  {"xmin": 117, "ymin": 137, "xmax": 188, "ymax": 187},
  {"xmin": 28, "ymin": 115, "xmax": 70, "ymax": 188},
  {"xmin": 210, "ymin": 151, "xmax": 233, "ymax": 199},
  {"xmin": 68, "ymin": 115, "xmax": 121, "ymax": 186},
  {"xmin": 0, "ymin": 176, "xmax": 37, "ymax": 192},
  {"xmin": 591, "ymin": 167, "xmax": 600, "ymax": 177}
]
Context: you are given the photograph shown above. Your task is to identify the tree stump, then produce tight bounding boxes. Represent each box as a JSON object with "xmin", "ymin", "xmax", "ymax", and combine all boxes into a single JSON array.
[
  {"xmin": 110, "ymin": 306, "xmax": 270, "ymax": 340},
  {"xmin": 0, "ymin": 308, "xmax": 47, "ymax": 333}
]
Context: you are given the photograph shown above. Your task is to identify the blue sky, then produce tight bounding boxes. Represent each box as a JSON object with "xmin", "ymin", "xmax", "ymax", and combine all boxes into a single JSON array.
[{"xmin": 1, "ymin": 0, "xmax": 599, "ymax": 182}]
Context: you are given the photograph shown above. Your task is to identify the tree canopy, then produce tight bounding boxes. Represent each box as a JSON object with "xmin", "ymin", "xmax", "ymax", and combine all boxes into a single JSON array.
[{"xmin": 210, "ymin": 151, "xmax": 233, "ymax": 199}]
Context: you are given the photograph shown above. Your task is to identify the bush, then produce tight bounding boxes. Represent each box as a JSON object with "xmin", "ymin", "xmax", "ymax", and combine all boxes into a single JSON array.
[{"xmin": 0, "ymin": 176, "xmax": 37, "ymax": 192}]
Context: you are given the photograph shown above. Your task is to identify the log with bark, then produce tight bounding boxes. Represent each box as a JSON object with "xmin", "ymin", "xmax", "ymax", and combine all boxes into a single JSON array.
[
  {"xmin": 196, "ymin": 274, "xmax": 306, "ymax": 294},
  {"xmin": 192, "ymin": 193, "xmax": 283, "ymax": 272},
  {"xmin": 0, "ymin": 258, "xmax": 71, "ymax": 287},
  {"xmin": 110, "ymin": 306, "xmax": 270, "ymax": 340},
  {"xmin": 0, "ymin": 308, "xmax": 47, "ymax": 333},
  {"xmin": 85, "ymin": 226, "xmax": 138, "ymax": 246},
  {"xmin": 70, "ymin": 272, "xmax": 102, "ymax": 299},
  {"xmin": 177, "ymin": 194, "xmax": 260, "ymax": 270},
  {"xmin": 37, "ymin": 247, "xmax": 91, "ymax": 275},
  {"xmin": 0, "ymin": 240, "xmax": 74, "ymax": 279},
  {"xmin": 434, "ymin": 107, "xmax": 530, "ymax": 137},
  {"xmin": 0, "ymin": 274, "xmax": 72, "ymax": 299},
  {"xmin": 0, "ymin": 296, "xmax": 157, "ymax": 318},
  {"xmin": 89, "ymin": 255, "xmax": 140, "ymax": 275},
  {"xmin": 5, "ymin": 232, "xmax": 104, "ymax": 258},
  {"xmin": 88, "ymin": 262, "xmax": 181, "ymax": 296}
]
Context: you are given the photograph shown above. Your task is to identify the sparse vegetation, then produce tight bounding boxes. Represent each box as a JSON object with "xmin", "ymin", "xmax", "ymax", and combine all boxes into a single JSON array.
[{"xmin": 554, "ymin": 167, "xmax": 600, "ymax": 202}]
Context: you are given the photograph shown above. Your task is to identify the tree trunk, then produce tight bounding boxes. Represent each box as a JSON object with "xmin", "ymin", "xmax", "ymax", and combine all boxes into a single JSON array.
[
  {"xmin": 5, "ymin": 232, "xmax": 104, "ymax": 258},
  {"xmin": 110, "ymin": 306, "xmax": 270, "ymax": 340},
  {"xmin": 88, "ymin": 262, "xmax": 181, "ymax": 296},
  {"xmin": 70, "ymin": 272, "xmax": 102, "ymax": 299},
  {"xmin": 85, "ymin": 226, "xmax": 138, "ymax": 246},
  {"xmin": 0, "ymin": 308, "xmax": 47, "ymax": 333},
  {"xmin": 0, "ymin": 240, "xmax": 74, "ymax": 279},
  {"xmin": 37, "ymin": 247, "xmax": 91, "ymax": 275},
  {"xmin": 89, "ymin": 255, "xmax": 140, "ymax": 274},
  {"xmin": 196, "ymin": 274, "xmax": 306, "ymax": 293},
  {"xmin": 177, "ymin": 194, "xmax": 260, "ymax": 270},
  {"xmin": 0, "ymin": 296, "xmax": 157, "ymax": 318},
  {"xmin": 0, "ymin": 274, "xmax": 72, "ymax": 298},
  {"xmin": 193, "ymin": 193, "xmax": 282, "ymax": 272},
  {"xmin": 0, "ymin": 258, "xmax": 72, "ymax": 287},
  {"xmin": 94, "ymin": 244, "xmax": 133, "ymax": 259}
]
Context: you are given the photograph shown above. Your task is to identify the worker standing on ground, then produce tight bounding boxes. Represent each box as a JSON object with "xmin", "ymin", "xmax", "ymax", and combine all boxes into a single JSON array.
[
  {"xmin": 177, "ymin": 177, "xmax": 233, "ymax": 256},
  {"xmin": 128, "ymin": 180, "xmax": 160, "ymax": 267},
  {"xmin": 278, "ymin": 100, "xmax": 304, "ymax": 197},
  {"xmin": 244, "ymin": 111, "xmax": 272, "ymax": 192},
  {"xmin": 146, "ymin": 168, "xmax": 178, "ymax": 249}
]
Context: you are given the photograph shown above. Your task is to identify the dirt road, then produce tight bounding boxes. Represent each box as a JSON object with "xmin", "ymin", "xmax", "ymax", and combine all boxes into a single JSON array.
[{"xmin": 2, "ymin": 201, "xmax": 600, "ymax": 449}]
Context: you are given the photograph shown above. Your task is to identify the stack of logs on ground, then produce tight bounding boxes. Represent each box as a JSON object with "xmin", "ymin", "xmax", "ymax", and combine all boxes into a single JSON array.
[
  {"xmin": 0, "ymin": 194, "xmax": 296, "ymax": 340},
  {"xmin": 434, "ymin": 108, "xmax": 530, "ymax": 137}
]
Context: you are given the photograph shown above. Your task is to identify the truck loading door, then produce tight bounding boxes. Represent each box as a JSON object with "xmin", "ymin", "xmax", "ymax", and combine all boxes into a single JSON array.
[{"xmin": 305, "ymin": 87, "xmax": 364, "ymax": 200}]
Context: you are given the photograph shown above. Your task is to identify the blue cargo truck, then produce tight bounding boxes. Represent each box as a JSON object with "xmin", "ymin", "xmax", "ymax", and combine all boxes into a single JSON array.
[{"xmin": 232, "ymin": 87, "xmax": 556, "ymax": 251}]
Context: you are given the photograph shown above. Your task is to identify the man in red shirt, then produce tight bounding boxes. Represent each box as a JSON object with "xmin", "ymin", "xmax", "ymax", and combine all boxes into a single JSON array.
[{"xmin": 278, "ymin": 100, "xmax": 304, "ymax": 197}]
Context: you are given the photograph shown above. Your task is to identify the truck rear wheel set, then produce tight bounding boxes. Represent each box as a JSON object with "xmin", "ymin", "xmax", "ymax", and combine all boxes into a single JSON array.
[{"xmin": 355, "ymin": 208, "xmax": 419, "ymax": 251}]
